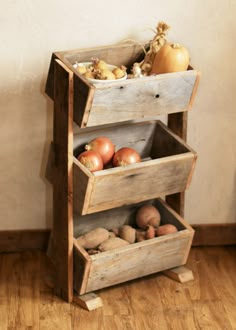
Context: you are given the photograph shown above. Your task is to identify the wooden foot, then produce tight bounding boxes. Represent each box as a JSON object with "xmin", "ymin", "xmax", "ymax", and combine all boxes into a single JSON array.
[
  {"xmin": 73, "ymin": 293, "xmax": 103, "ymax": 311},
  {"xmin": 163, "ymin": 266, "xmax": 194, "ymax": 283}
]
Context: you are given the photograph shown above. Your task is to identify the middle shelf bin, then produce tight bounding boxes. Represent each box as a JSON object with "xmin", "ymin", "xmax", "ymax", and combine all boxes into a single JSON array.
[{"xmin": 73, "ymin": 119, "xmax": 197, "ymax": 215}]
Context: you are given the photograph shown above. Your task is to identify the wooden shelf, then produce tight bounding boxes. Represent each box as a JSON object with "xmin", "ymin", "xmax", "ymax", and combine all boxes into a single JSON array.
[{"xmin": 45, "ymin": 43, "xmax": 199, "ymax": 305}]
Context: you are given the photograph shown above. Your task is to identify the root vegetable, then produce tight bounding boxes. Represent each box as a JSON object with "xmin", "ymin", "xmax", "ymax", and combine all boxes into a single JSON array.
[
  {"xmin": 112, "ymin": 66, "xmax": 126, "ymax": 79},
  {"xmin": 119, "ymin": 225, "xmax": 136, "ymax": 244},
  {"xmin": 76, "ymin": 228, "xmax": 109, "ymax": 249},
  {"xmin": 85, "ymin": 136, "xmax": 115, "ymax": 165},
  {"xmin": 98, "ymin": 237, "xmax": 129, "ymax": 252},
  {"xmin": 109, "ymin": 228, "xmax": 119, "ymax": 237},
  {"xmin": 112, "ymin": 147, "xmax": 141, "ymax": 167},
  {"xmin": 135, "ymin": 229, "xmax": 146, "ymax": 242},
  {"xmin": 78, "ymin": 150, "xmax": 103, "ymax": 172},
  {"xmin": 108, "ymin": 231, "xmax": 116, "ymax": 238},
  {"xmin": 156, "ymin": 224, "xmax": 178, "ymax": 236},
  {"xmin": 136, "ymin": 205, "xmax": 161, "ymax": 229},
  {"xmin": 87, "ymin": 249, "xmax": 100, "ymax": 255},
  {"xmin": 97, "ymin": 69, "xmax": 116, "ymax": 80},
  {"xmin": 145, "ymin": 225, "xmax": 155, "ymax": 239}
]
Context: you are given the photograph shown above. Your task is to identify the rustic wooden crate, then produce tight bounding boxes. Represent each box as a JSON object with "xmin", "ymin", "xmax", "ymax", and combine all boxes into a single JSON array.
[
  {"xmin": 45, "ymin": 42, "xmax": 200, "ymax": 127},
  {"xmin": 73, "ymin": 197, "xmax": 194, "ymax": 295},
  {"xmin": 73, "ymin": 119, "xmax": 197, "ymax": 215}
]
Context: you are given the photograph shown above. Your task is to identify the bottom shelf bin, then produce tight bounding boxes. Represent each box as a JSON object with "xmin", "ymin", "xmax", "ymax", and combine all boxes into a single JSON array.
[{"xmin": 73, "ymin": 198, "xmax": 194, "ymax": 295}]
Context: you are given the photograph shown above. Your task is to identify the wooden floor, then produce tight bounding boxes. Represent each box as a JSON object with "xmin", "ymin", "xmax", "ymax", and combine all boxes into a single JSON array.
[{"xmin": 0, "ymin": 246, "xmax": 235, "ymax": 330}]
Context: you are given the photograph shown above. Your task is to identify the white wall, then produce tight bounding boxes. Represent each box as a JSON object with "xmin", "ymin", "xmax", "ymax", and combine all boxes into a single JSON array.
[{"xmin": 0, "ymin": 0, "xmax": 235, "ymax": 230}]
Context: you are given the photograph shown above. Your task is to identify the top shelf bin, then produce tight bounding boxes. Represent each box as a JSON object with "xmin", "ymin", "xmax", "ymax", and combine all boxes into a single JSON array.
[{"xmin": 45, "ymin": 42, "xmax": 200, "ymax": 128}]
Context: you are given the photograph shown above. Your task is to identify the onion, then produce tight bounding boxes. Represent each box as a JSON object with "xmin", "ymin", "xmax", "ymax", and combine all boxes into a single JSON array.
[
  {"xmin": 85, "ymin": 136, "xmax": 115, "ymax": 165},
  {"xmin": 78, "ymin": 150, "xmax": 103, "ymax": 172},
  {"xmin": 112, "ymin": 147, "xmax": 141, "ymax": 167}
]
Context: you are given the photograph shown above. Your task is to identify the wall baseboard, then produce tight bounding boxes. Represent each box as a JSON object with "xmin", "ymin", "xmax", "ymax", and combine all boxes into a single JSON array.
[
  {"xmin": 0, "ymin": 224, "xmax": 235, "ymax": 253},
  {"xmin": 0, "ymin": 229, "xmax": 51, "ymax": 253},
  {"xmin": 192, "ymin": 223, "xmax": 236, "ymax": 246}
]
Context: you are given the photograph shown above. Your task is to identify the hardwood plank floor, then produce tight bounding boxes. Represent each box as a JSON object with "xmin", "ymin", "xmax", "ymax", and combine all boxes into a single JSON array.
[{"xmin": 0, "ymin": 246, "xmax": 235, "ymax": 330}]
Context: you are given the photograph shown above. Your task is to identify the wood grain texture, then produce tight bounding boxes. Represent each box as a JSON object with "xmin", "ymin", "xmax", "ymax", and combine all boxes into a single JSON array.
[
  {"xmin": 73, "ymin": 120, "xmax": 196, "ymax": 215},
  {"xmin": 1, "ymin": 246, "xmax": 235, "ymax": 328},
  {"xmin": 50, "ymin": 59, "xmax": 74, "ymax": 302},
  {"xmin": 82, "ymin": 70, "xmax": 198, "ymax": 127},
  {"xmin": 46, "ymin": 43, "xmax": 199, "ymax": 127},
  {"xmin": 73, "ymin": 198, "xmax": 194, "ymax": 295}
]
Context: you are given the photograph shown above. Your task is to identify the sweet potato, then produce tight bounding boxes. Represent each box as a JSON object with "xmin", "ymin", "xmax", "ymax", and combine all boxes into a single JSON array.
[
  {"xmin": 156, "ymin": 224, "xmax": 178, "ymax": 236},
  {"xmin": 76, "ymin": 227, "xmax": 109, "ymax": 249},
  {"xmin": 145, "ymin": 225, "xmax": 155, "ymax": 239},
  {"xmin": 136, "ymin": 205, "xmax": 161, "ymax": 229},
  {"xmin": 135, "ymin": 229, "xmax": 146, "ymax": 242},
  {"xmin": 119, "ymin": 225, "xmax": 136, "ymax": 243},
  {"xmin": 98, "ymin": 237, "xmax": 129, "ymax": 252}
]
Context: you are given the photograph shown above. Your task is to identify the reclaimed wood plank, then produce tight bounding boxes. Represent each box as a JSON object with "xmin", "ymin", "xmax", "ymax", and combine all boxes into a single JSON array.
[
  {"xmin": 50, "ymin": 59, "xmax": 74, "ymax": 302},
  {"xmin": 83, "ymin": 71, "xmax": 198, "ymax": 127},
  {"xmin": 73, "ymin": 198, "xmax": 194, "ymax": 294},
  {"xmin": 84, "ymin": 154, "xmax": 194, "ymax": 214}
]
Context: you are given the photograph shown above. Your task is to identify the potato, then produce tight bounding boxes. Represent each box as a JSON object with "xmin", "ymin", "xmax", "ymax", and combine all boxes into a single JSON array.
[
  {"xmin": 145, "ymin": 225, "xmax": 155, "ymax": 239},
  {"xmin": 119, "ymin": 225, "xmax": 136, "ymax": 243},
  {"xmin": 136, "ymin": 205, "xmax": 161, "ymax": 229},
  {"xmin": 76, "ymin": 65, "xmax": 87, "ymax": 75},
  {"xmin": 76, "ymin": 228, "xmax": 109, "ymax": 249},
  {"xmin": 156, "ymin": 224, "xmax": 178, "ymax": 236},
  {"xmin": 112, "ymin": 67, "xmax": 125, "ymax": 79},
  {"xmin": 109, "ymin": 227, "xmax": 119, "ymax": 237},
  {"xmin": 135, "ymin": 229, "xmax": 146, "ymax": 242},
  {"xmin": 87, "ymin": 249, "xmax": 100, "ymax": 255},
  {"xmin": 98, "ymin": 69, "xmax": 116, "ymax": 80},
  {"xmin": 98, "ymin": 237, "xmax": 129, "ymax": 252}
]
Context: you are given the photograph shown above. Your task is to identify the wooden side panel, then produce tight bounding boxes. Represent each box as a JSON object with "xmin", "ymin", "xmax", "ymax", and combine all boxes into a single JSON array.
[
  {"xmin": 86, "ymin": 154, "xmax": 194, "ymax": 214},
  {"xmin": 85, "ymin": 233, "xmax": 191, "ymax": 293},
  {"xmin": 73, "ymin": 239, "xmax": 91, "ymax": 295},
  {"xmin": 50, "ymin": 60, "xmax": 73, "ymax": 302},
  {"xmin": 85, "ymin": 71, "xmax": 198, "ymax": 127},
  {"xmin": 73, "ymin": 158, "xmax": 94, "ymax": 215},
  {"xmin": 73, "ymin": 74, "xmax": 95, "ymax": 128},
  {"xmin": 61, "ymin": 42, "xmax": 145, "ymax": 69},
  {"xmin": 45, "ymin": 53, "xmax": 59, "ymax": 99}
]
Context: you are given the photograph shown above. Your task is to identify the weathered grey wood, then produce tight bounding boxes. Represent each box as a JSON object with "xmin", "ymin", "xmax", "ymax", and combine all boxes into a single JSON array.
[
  {"xmin": 83, "ymin": 155, "xmax": 194, "ymax": 214},
  {"xmin": 73, "ymin": 120, "xmax": 197, "ymax": 215},
  {"xmin": 45, "ymin": 42, "xmax": 200, "ymax": 127},
  {"xmin": 82, "ymin": 71, "xmax": 198, "ymax": 127},
  {"xmin": 73, "ymin": 198, "xmax": 194, "ymax": 294},
  {"xmin": 50, "ymin": 59, "xmax": 74, "ymax": 302},
  {"xmin": 73, "ymin": 239, "xmax": 91, "ymax": 295},
  {"xmin": 73, "ymin": 293, "xmax": 103, "ymax": 311},
  {"xmin": 60, "ymin": 42, "xmax": 145, "ymax": 70},
  {"xmin": 163, "ymin": 266, "xmax": 194, "ymax": 283}
]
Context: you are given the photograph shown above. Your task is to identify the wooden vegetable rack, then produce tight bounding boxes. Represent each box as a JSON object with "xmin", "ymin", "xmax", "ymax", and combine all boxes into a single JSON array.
[{"xmin": 45, "ymin": 42, "xmax": 200, "ymax": 310}]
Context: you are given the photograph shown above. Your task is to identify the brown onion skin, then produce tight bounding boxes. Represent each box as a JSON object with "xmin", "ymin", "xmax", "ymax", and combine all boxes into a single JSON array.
[
  {"xmin": 85, "ymin": 136, "xmax": 115, "ymax": 165},
  {"xmin": 112, "ymin": 147, "xmax": 141, "ymax": 167},
  {"xmin": 78, "ymin": 150, "xmax": 103, "ymax": 172}
]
